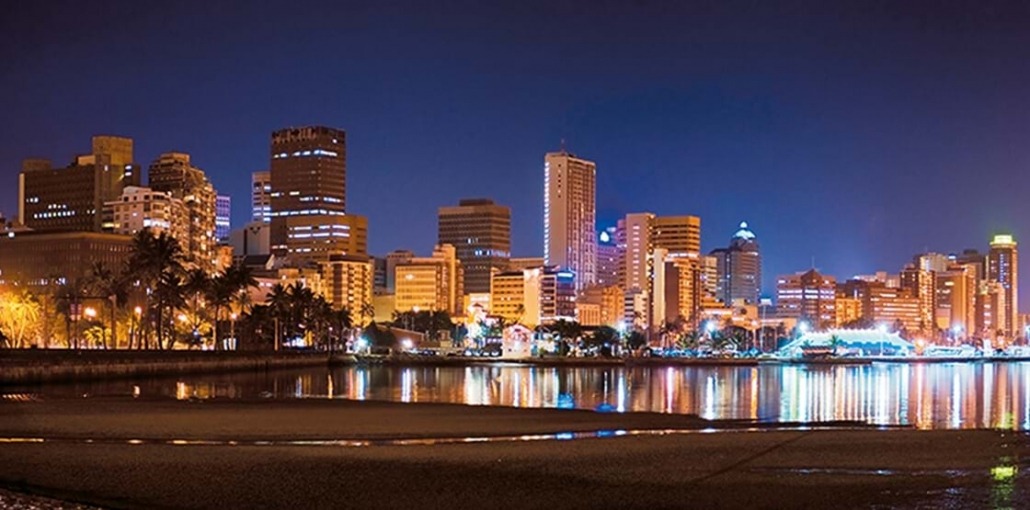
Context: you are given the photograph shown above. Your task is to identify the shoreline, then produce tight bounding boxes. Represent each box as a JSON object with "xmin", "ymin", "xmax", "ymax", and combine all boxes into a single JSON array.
[
  {"xmin": 0, "ymin": 398, "xmax": 1025, "ymax": 509},
  {"xmin": 4, "ymin": 349, "xmax": 1030, "ymax": 386}
]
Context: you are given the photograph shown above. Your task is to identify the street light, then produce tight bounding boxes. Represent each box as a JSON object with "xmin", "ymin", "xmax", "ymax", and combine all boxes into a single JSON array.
[
  {"xmin": 798, "ymin": 321, "xmax": 809, "ymax": 336},
  {"xmin": 84, "ymin": 307, "xmax": 97, "ymax": 319}
]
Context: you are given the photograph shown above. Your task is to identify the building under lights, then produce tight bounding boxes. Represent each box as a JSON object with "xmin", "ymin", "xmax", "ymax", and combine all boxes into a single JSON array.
[
  {"xmin": 710, "ymin": 222, "xmax": 762, "ymax": 305},
  {"xmin": 988, "ymin": 234, "xmax": 1018, "ymax": 338},
  {"xmin": 19, "ymin": 135, "xmax": 140, "ymax": 233},
  {"xmin": 251, "ymin": 170, "xmax": 271, "ymax": 223},
  {"xmin": 776, "ymin": 269, "xmax": 837, "ymax": 328},
  {"xmin": 437, "ymin": 198, "xmax": 511, "ymax": 294},
  {"xmin": 490, "ymin": 265, "xmax": 576, "ymax": 328},
  {"xmin": 543, "ymin": 149, "xmax": 596, "ymax": 291},
  {"xmin": 148, "ymin": 152, "xmax": 217, "ymax": 270},
  {"xmin": 394, "ymin": 244, "xmax": 464, "ymax": 316},
  {"xmin": 106, "ymin": 186, "xmax": 186, "ymax": 240}
]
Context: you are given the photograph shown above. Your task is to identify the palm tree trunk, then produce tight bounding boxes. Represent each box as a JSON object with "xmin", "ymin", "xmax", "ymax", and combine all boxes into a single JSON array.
[{"xmin": 212, "ymin": 304, "xmax": 221, "ymax": 351}]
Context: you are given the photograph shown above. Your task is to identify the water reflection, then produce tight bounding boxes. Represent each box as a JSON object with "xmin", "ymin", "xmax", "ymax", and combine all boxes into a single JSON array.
[{"xmin": 13, "ymin": 362, "xmax": 1030, "ymax": 430}]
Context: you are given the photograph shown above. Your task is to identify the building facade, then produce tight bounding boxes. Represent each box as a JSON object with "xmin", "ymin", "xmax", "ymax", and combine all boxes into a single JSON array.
[
  {"xmin": 710, "ymin": 222, "xmax": 762, "ymax": 305},
  {"xmin": 596, "ymin": 227, "xmax": 621, "ymax": 288},
  {"xmin": 19, "ymin": 135, "xmax": 140, "ymax": 233},
  {"xmin": 106, "ymin": 186, "xmax": 186, "ymax": 241},
  {"xmin": 544, "ymin": 150, "xmax": 596, "ymax": 290},
  {"xmin": 320, "ymin": 254, "xmax": 374, "ymax": 313},
  {"xmin": 437, "ymin": 198, "xmax": 511, "ymax": 294},
  {"xmin": 215, "ymin": 195, "xmax": 231, "ymax": 242},
  {"xmin": 251, "ymin": 170, "xmax": 271, "ymax": 223},
  {"xmin": 394, "ymin": 244, "xmax": 464, "ymax": 316},
  {"xmin": 269, "ymin": 126, "xmax": 349, "ymax": 260},
  {"xmin": 0, "ymin": 231, "xmax": 134, "ymax": 289},
  {"xmin": 776, "ymin": 269, "xmax": 837, "ymax": 328},
  {"xmin": 988, "ymin": 234, "xmax": 1018, "ymax": 338},
  {"xmin": 148, "ymin": 152, "xmax": 217, "ymax": 270}
]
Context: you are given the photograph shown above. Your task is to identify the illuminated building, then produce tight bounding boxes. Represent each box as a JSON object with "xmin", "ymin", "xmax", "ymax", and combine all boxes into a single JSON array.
[
  {"xmin": 489, "ymin": 266, "xmax": 575, "ymax": 328},
  {"xmin": 710, "ymin": 222, "xmax": 762, "ymax": 305},
  {"xmin": 936, "ymin": 264, "xmax": 976, "ymax": 335},
  {"xmin": 834, "ymin": 296, "xmax": 863, "ymax": 327},
  {"xmin": 373, "ymin": 257, "xmax": 387, "ymax": 295},
  {"xmin": 663, "ymin": 255, "xmax": 703, "ymax": 328},
  {"xmin": 437, "ymin": 198, "xmax": 511, "ymax": 294},
  {"xmin": 579, "ymin": 285, "xmax": 624, "ymax": 327},
  {"xmin": 251, "ymin": 170, "xmax": 271, "ymax": 223},
  {"xmin": 839, "ymin": 279, "xmax": 921, "ymax": 334},
  {"xmin": 106, "ymin": 186, "xmax": 186, "ymax": 240},
  {"xmin": 900, "ymin": 264, "xmax": 936, "ymax": 332},
  {"xmin": 0, "ymin": 231, "xmax": 133, "ymax": 289},
  {"xmin": 988, "ymin": 234, "xmax": 1018, "ymax": 338},
  {"xmin": 651, "ymin": 215, "xmax": 702, "ymax": 256},
  {"xmin": 384, "ymin": 250, "xmax": 415, "ymax": 292},
  {"xmin": 394, "ymin": 244, "xmax": 464, "ymax": 316},
  {"xmin": 576, "ymin": 302, "xmax": 601, "ymax": 326},
  {"xmin": 269, "ymin": 126, "xmax": 348, "ymax": 258},
  {"xmin": 320, "ymin": 254, "xmax": 374, "ymax": 312},
  {"xmin": 977, "ymin": 280, "xmax": 1007, "ymax": 338},
  {"xmin": 281, "ymin": 214, "xmax": 367, "ymax": 264},
  {"xmin": 148, "ymin": 152, "xmax": 217, "ymax": 270},
  {"xmin": 700, "ymin": 254, "xmax": 720, "ymax": 306},
  {"xmin": 596, "ymin": 226, "xmax": 621, "ymax": 288},
  {"xmin": 19, "ymin": 135, "xmax": 140, "ymax": 233},
  {"xmin": 776, "ymin": 269, "xmax": 837, "ymax": 328},
  {"xmin": 215, "ymin": 195, "xmax": 231, "ymax": 242},
  {"xmin": 544, "ymin": 149, "xmax": 596, "ymax": 291}
]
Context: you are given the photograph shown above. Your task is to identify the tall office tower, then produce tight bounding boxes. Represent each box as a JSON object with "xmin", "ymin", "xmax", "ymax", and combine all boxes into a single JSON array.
[
  {"xmin": 270, "ymin": 126, "xmax": 363, "ymax": 263},
  {"xmin": 251, "ymin": 170, "xmax": 272, "ymax": 223},
  {"xmin": 596, "ymin": 226, "xmax": 622, "ymax": 288},
  {"xmin": 700, "ymin": 254, "xmax": 720, "ymax": 305},
  {"xmin": 372, "ymin": 257, "xmax": 388, "ymax": 295},
  {"xmin": 215, "ymin": 195, "xmax": 231, "ymax": 242},
  {"xmin": 622, "ymin": 212, "xmax": 655, "ymax": 293},
  {"xmin": 937, "ymin": 264, "xmax": 977, "ymax": 335},
  {"xmin": 709, "ymin": 222, "xmax": 762, "ymax": 305},
  {"xmin": 776, "ymin": 269, "xmax": 837, "ymax": 328},
  {"xmin": 900, "ymin": 264, "xmax": 936, "ymax": 332},
  {"xmin": 19, "ymin": 135, "xmax": 140, "ymax": 233},
  {"xmin": 394, "ymin": 244, "xmax": 464, "ymax": 316},
  {"xmin": 437, "ymin": 198, "xmax": 511, "ymax": 294},
  {"xmin": 544, "ymin": 149, "xmax": 596, "ymax": 291},
  {"xmin": 988, "ymin": 234, "xmax": 1018, "ymax": 338},
  {"xmin": 148, "ymin": 153, "xmax": 217, "ymax": 270}
]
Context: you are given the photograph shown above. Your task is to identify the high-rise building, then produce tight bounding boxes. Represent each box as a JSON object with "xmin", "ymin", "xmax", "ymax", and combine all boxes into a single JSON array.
[
  {"xmin": 320, "ymin": 254, "xmax": 374, "ymax": 312},
  {"xmin": 229, "ymin": 222, "xmax": 270, "ymax": 257},
  {"xmin": 490, "ymin": 266, "xmax": 575, "ymax": 328},
  {"xmin": 988, "ymin": 234, "xmax": 1018, "ymax": 338},
  {"xmin": 622, "ymin": 212, "xmax": 654, "ymax": 293},
  {"xmin": 900, "ymin": 264, "xmax": 936, "ymax": 332},
  {"xmin": 373, "ymin": 257, "xmax": 388, "ymax": 295},
  {"xmin": 437, "ymin": 198, "xmax": 511, "ymax": 294},
  {"xmin": 215, "ymin": 195, "xmax": 231, "ymax": 242},
  {"xmin": 544, "ymin": 150, "xmax": 596, "ymax": 291},
  {"xmin": 251, "ymin": 170, "xmax": 271, "ymax": 223},
  {"xmin": 579, "ymin": 285, "xmax": 624, "ymax": 328},
  {"xmin": 710, "ymin": 222, "xmax": 762, "ymax": 305},
  {"xmin": 508, "ymin": 257, "xmax": 545, "ymax": 271},
  {"xmin": 596, "ymin": 227, "xmax": 621, "ymax": 288},
  {"xmin": 651, "ymin": 215, "xmax": 702, "ymax": 256},
  {"xmin": 270, "ymin": 126, "xmax": 360, "ymax": 263},
  {"xmin": 776, "ymin": 269, "xmax": 837, "ymax": 328},
  {"xmin": 839, "ymin": 279, "xmax": 921, "ymax": 334},
  {"xmin": 148, "ymin": 152, "xmax": 217, "ymax": 270},
  {"xmin": 936, "ymin": 264, "xmax": 976, "ymax": 335},
  {"xmin": 106, "ymin": 186, "xmax": 186, "ymax": 240},
  {"xmin": 394, "ymin": 244, "xmax": 464, "ymax": 316},
  {"xmin": 19, "ymin": 135, "xmax": 140, "ymax": 233}
]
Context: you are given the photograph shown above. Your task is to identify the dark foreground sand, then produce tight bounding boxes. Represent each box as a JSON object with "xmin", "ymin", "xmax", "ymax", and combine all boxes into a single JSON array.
[{"xmin": 0, "ymin": 398, "xmax": 1028, "ymax": 509}]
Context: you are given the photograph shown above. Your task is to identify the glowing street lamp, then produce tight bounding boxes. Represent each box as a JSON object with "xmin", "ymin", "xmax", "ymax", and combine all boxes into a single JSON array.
[
  {"xmin": 84, "ymin": 307, "xmax": 97, "ymax": 319},
  {"xmin": 798, "ymin": 321, "xmax": 809, "ymax": 335}
]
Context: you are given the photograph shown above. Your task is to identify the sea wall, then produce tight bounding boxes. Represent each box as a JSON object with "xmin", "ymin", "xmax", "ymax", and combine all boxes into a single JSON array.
[{"xmin": 0, "ymin": 350, "xmax": 331, "ymax": 385}]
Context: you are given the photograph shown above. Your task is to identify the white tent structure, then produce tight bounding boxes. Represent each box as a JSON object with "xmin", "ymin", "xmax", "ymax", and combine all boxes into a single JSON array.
[{"xmin": 777, "ymin": 328, "xmax": 915, "ymax": 358}]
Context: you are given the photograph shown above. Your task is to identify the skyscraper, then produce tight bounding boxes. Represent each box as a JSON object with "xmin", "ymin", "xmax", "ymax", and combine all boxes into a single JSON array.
[
  {"xmin": 544, "ymin": 149, "xmax": 596, "ymax": 291},
  {"xmin": 988, "ymin": 234, "xmax": 1018, "ymax": 338},
  {"xmin": 394, "ymin": 244, "xmax": 464, "ymax": 316},
  {"xmin": 269, "ymin": 126, "xmax": 366, "ymax": 264},
  {"xmin": 595, "ymin": 226, "xmax": 621, "ymax": 288},
  {"xmin": 215, "ymin": 195, "xmax": 231, "ymax": 242},
  {"xmin": 776, "ymin": 269, "xmax": 837, "ymax": 328},
  {"xmin": 148, "ymin": 152, "xmax": 217, "ymax": 270},
  {"xmin": 19, "ymin": 135, "xmax": 140, "ymax": 233},
  {"xmin": 437, "ymin": 198, "xmax": 511, "ymax": 294},
  {"xmin": 710, "ymin": 222, "xmax": 762, "ymax": 305},
  {"xmin": 251, "ymin": 170, "xmax": 271, "ymax": 223}
]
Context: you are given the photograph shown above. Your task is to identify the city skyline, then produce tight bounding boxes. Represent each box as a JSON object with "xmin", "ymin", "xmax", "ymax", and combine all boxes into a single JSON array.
[{"xmin": 3, "ymin": 2, "xmax": 1030, "ymax": 296}]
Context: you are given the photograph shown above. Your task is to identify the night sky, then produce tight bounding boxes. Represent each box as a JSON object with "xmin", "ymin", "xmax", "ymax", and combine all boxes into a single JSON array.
[{"xmin": 3, "ymin": 1, "xmax": 1030, "ymax": 299}]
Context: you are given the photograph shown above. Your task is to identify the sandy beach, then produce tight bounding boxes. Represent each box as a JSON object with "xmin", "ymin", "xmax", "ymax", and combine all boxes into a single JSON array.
[{"xmin": 0, "ymin": 398, "xmax": 1027, "ymax": 509}]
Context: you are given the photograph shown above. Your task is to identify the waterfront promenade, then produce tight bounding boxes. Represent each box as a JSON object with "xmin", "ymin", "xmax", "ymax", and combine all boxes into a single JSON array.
[{"xmin": 0, "ymin": 398, "xmax": 1027, "ymax": 509}]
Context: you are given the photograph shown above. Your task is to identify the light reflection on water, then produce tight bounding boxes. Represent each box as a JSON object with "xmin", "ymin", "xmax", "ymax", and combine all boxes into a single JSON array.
[{"xmin": 17, "ymin": 362, "xmax": 1030, "ymax": 430}]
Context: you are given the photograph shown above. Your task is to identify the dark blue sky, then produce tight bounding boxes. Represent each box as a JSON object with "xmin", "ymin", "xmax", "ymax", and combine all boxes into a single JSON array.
[{"xmin": 3, "ymin": 1, "xmax": 1030, "ymax": 298}]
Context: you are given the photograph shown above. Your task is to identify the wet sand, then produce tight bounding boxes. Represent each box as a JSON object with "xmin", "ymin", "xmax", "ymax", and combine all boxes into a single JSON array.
[{"xmin": 0, "ymin": 399, "xmax": 1028, "ymax": 509}]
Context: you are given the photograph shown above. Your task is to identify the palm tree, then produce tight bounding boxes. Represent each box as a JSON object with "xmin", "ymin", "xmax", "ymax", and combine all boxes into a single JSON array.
[
  {"xmin": 359, "ymin": 302, "xmax": 375, "ymax": 326},
  {"xmin": 87, "ymin": 262, "xmax": 129, "ymax": 349},
  {"xmin": 266, "ymin": 283, "xmax": 290, "ymax": 348},
  {"xmin": 155, "ymin": 272, "xmax": 186, "ymax": 349},
  {"xmin": 125, "ymin": 230, "xmax": 185, "ymax": 349}
]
